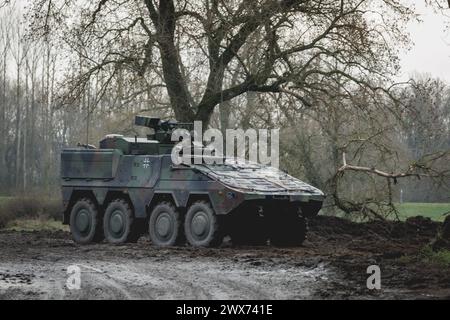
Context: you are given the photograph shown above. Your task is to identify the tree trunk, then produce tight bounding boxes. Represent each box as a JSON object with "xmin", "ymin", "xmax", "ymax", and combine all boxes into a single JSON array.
[
  {"xmin": 147, "ymin": 0, "xmax": 195, "ymax": 122},
  {"xmin": 23, "ymin": 56, "xmax": 29, "ymax": 192},
  {"xmin": 0, "ymin": 46, "xmax": 6, "ymax": 186},
  {"xmin": 14, "ymin": 61, "xmax": 20, "ymax": 190}
]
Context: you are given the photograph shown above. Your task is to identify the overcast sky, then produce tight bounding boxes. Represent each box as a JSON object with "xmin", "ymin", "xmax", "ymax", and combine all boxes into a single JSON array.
[
  {"xmin": 5, "ymin": 1, "xmax": 450, "ymax": 83},
  {"xmin": 400, "ymin": 2, "xmax": 450, "ymax": 82}
]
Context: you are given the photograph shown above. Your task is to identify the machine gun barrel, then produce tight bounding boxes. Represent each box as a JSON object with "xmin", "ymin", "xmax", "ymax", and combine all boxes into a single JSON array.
[
  {"xmin": 134, "ymin": 116, "xmax": 161, "ymax": 129},
  {"xmin": 135, "ymin": 116, "xmax": 193, "ymax": 131},
  {"xmin": 135, "ymin": 115, "xmax": 193, "ymax": 143}
]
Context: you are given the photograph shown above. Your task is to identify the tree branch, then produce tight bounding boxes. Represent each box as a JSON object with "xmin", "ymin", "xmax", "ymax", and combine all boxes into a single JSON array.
[{"xmin": 338, "ymin": 152, "xmax": 450, "ymax": 182}]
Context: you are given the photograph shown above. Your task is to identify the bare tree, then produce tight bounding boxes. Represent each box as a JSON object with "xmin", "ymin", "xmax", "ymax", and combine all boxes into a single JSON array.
[
  {"xmin": 0, "ymin": 7, "xmax": 12, "ymax": 187},
  {"xmin": 29, "ymin": 0, "xmax": 414, "ymax": 125}
]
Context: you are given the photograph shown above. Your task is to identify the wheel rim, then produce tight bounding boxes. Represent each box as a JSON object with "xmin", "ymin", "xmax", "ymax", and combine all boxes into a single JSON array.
[
  {"xmin": 190, "ymin": 211, "xmax": 210, "ymax": 240},
  {"xmin": 109, "ymin": 209, "xmax": 125, "ymax": 238},
  {"xmin": 75, "ymin": 208, "xmax": 91, "ymax": 236},
  {"xmin": 155, "ymin": 212, "xmax": 173, "ymax": 241}
]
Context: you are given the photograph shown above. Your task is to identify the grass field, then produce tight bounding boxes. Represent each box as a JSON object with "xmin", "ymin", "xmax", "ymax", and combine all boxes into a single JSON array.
[
  {"xmin": 395, "ymin": 203, "xmax": 450, "ymax": 222},
  {"xmin": 0, "ymin": 196, "xmax": 13, "ymax": 204},
  {"xmin": 1, "ymin": 196, "xmax": 67, "ymax": 231},
  {"xmin": 4, "ymin": 218, "xmax": 68, "ymax": 232},
  {"xmin": 0, "ymin": 195, "xmax": 63, "ymax": 230}
]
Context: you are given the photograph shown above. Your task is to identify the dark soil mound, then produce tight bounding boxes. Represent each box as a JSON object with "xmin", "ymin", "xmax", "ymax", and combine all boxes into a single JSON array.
[{"xmin": 308, "ymin": 215, "xmax": 440, "ymax": 243}]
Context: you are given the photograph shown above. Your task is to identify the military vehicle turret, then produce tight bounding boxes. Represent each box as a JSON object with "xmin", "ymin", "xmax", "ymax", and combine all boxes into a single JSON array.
[{"xmin": 60, "ymin": 116, "xmax": 325, "ymax": 247}]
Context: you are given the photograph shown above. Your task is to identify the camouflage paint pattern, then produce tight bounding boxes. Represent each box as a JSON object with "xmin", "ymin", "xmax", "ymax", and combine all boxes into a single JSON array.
[{"xmin": 60, "ymin": 117, "xmax": 325, "ymax": 224}]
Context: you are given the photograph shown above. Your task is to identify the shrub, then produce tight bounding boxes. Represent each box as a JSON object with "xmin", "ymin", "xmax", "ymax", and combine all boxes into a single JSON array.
[
  {"xmin": 0, "ymin": 196, "xmax": 62, "ymax": 229},
  {"xmin": 419, "ymin": 245, "xmax": 450, "ymax": 267}
]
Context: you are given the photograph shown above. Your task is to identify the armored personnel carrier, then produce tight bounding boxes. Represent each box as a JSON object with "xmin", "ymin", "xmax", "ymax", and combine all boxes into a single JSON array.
[{"xmin": 60, "ymin": 116, "xmax": 324, "ymax": 247}]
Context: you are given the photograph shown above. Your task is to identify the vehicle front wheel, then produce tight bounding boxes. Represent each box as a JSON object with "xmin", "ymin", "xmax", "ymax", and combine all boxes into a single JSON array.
[
  {"xmin": 103, "ymin": 199, "xmax": 137, "ymax": 244},
  {"xmin": 69, "ymin": 198, "xmax": 104, "ymax": 244},
  {"xmin": 229, "ymin": 213, "xmax": 268, "ymax": 246},
  {"xmin": 270, "ymin": 214, "xmax": 307, "ymax": 247},
  {"xmin": 184, "ymin": 201, "xmax": 223, "ymax": 247}
]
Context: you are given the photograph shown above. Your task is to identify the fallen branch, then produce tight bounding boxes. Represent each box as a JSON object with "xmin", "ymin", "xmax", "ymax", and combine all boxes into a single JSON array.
[
  {"xmin": 333, "ymin": 150, "xmax": 450, "ymax": 220},
  {"xmin": 339, "ymin": 153, "xmax": 429, "ymax": 183}
]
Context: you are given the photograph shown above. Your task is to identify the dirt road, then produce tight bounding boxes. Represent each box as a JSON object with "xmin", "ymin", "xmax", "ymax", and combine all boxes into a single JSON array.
[{"xmin": 0, "ymin": 216, "xmax": 449, "ymax": 299}]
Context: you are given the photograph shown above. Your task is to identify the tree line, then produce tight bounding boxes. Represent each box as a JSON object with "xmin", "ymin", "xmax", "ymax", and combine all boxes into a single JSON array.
[{"xmin": 0, "ymin": 0, "xmax": 449, "ymax": 219}]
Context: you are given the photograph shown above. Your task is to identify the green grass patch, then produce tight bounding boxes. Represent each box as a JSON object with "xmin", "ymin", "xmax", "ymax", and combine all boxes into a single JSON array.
[
  {"xmin": 418, "ymin": 246, "xmax": 450, "ymax": 267},
  {"xmin": 0, "ymin": 196, "xmax": 13, "ymax": 204},
  {"xmin": 397, "ymin": 246, "xmax": 450, "ymax": 268},
  {"xmin": 395, "ymin": 203, "xmax": 450, "ymax": 222},
  {"xmin": 4, "ymin": 218, "xmax": 68, "ymax": 232},
  {"xmin": 321, "ymin": 202, "xmax": 450, "ymax": 222}
]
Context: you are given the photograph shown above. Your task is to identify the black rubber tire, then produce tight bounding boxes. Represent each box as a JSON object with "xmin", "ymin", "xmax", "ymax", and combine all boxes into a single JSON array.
[
  {"xmin": 69, "ymin": 198, "xmax": 104, "ymax": 244},
  {"xmin": 442, "ymin": 215, "xmax": 450, "ymax": 239},
  {"xmin": 299, "ymin": 200, "xmax": 323, "ymax": 218},
  {"xmin": 230, "ymin": 214, "xmax": 268, "ymax": 246},
  {"xmin": 149, "ymin": 202, "xmax": 184, "ymax": 246},
  {"xmin": 270, "ymin": 215, "xmax": 307, "ymax": 247},
  {"xmin": 184, "ymin": 201, "xmax": 222, "ymax": 247},
  {"xmin": 103, "ymin": 199, "xmax": 137, "ymax": 244}
]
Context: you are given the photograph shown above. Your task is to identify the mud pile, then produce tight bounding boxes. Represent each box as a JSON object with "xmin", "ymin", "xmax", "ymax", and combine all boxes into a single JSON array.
[{"xmin": 308, "ymin": 215, "xmax": 440, "ymax": 243}]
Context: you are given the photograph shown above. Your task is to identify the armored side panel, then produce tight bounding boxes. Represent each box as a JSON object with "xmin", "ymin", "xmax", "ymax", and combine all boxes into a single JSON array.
[
  {"xmin": 61, "ymin": 148, "xmax": 122, "ymax": 179},
  {"xmin": 158, "ymin": 144, "xmax": 175, "ymax": 154},
  {"xmin": 99, "ymin": 135, "xmax": 160, "ymax": 155}
]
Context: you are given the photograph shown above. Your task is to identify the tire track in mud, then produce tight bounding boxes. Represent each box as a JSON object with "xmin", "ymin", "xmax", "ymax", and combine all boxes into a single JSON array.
[
  {"xmin": 69, "ymin": 271, "xmax": 136, "ymax": 300},
  {"xmin": 0, "ymin": 232, "xmax": 344, "ymax": 300},
  {"xmin": 77, "ymin": 260, "xmax": 332, "ymax": 300},
  {"xmin": 0, "ymin": 262, "xmax": 66, "ymax": 299},
  {"xmin": 77, "ymin": 262, "xmax": 198, "ymax": 300},
  {"xmin": 70, "ymin": 261, "xmax": 278, "ymax": 299},
  {"xmin": 0, "ymin": 257, "xmax": 334, "ymax": 299},
  {"xmin": 2, "ymin": 215, "xmax": 449, "ymax": 300}
]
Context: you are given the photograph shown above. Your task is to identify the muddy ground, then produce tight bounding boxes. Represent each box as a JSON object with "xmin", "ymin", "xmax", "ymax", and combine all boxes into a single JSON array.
[{"xmin": 0, "ymin": 215, "xmax": 449, "ymax": 300}]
